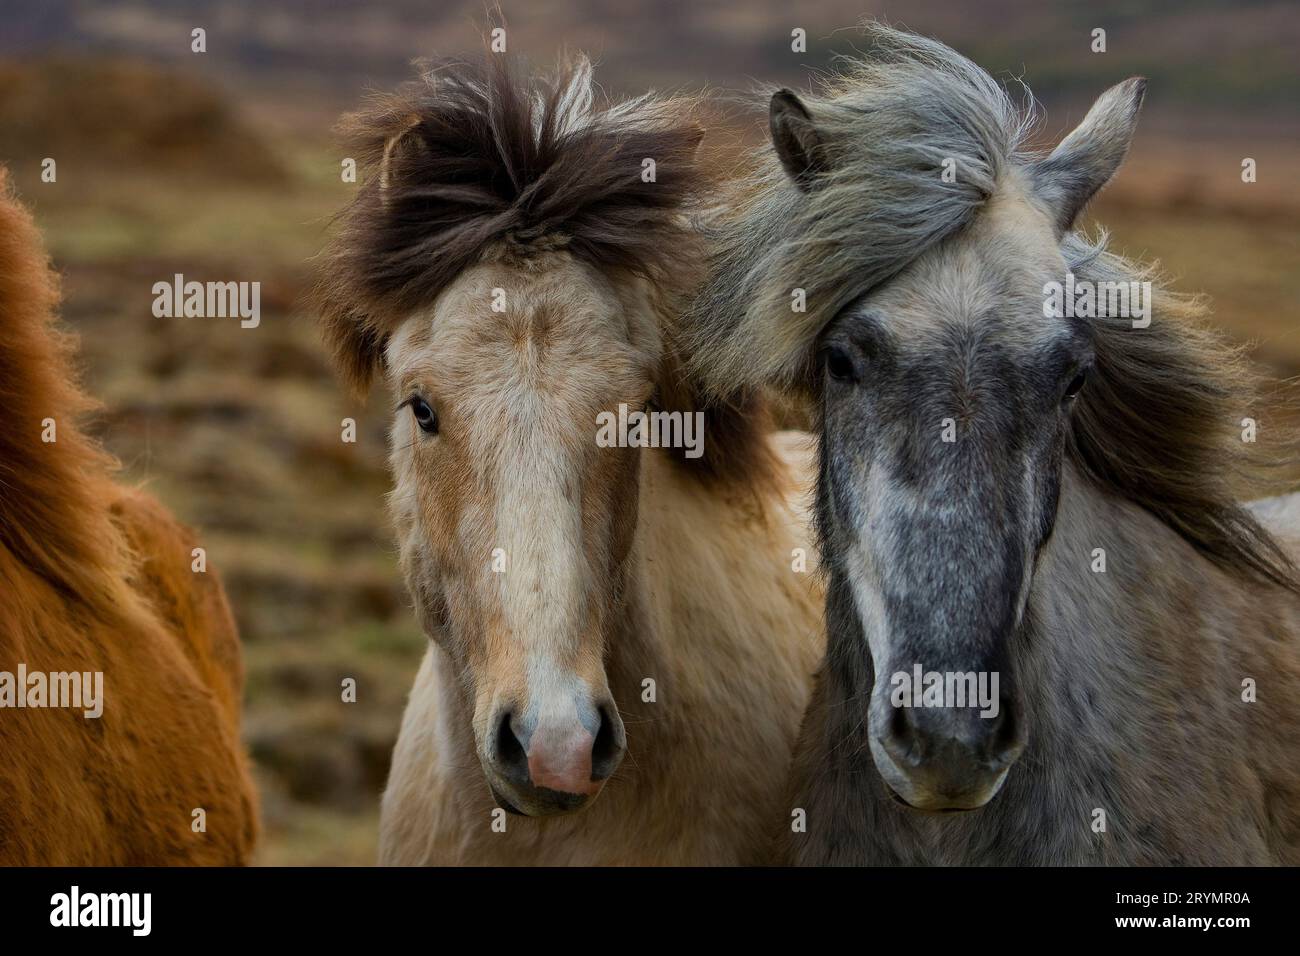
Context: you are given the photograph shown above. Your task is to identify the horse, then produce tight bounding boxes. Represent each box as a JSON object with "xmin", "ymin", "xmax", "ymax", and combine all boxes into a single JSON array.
[
  {"xmin": 313, "ymin": 52, "xmax": 824, "ymax": 864},
  {"xmin": 0, "ymin": 171, "xmax": 258, "ymax": 864},
  {"xmin": 684, "ymin": 24, "xmax": 1300, "ymax": 865}
]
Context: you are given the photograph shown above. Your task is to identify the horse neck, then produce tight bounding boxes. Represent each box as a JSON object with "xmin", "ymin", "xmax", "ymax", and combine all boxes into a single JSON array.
[
  {"xmin": 1007, "ymin": 459, "xmax": 1295, "ymax": 788},
  {"xmin": 0, "ymin": 191, "xmax": 131, "ymax": 617}
]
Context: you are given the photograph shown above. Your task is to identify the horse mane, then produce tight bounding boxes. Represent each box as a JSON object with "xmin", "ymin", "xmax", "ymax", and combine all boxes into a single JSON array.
[
  {"xmin": 0, "ymin": 170, "xmax": 135, "ymax": 615},
  {"xmin": 316, "ymin": 49, "xmax": 711, "ymax": 393},
  {"xmin": 685, "ymin": 24, "xmax": 1035, "ymax": 394},
  {"xmin": 315, "ymin": 48, "xmax": 782, "ymax": 494},
  {"xmin": 686, "ymin": 22, "xmax": 1300, "ymax": 593},
  {"xmin": 1064, "ymin": 234, "xmax": 1300, "ymax": 592}
]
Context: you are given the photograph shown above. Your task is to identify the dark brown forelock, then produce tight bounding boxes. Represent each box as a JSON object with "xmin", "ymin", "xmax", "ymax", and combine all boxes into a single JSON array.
[{"xmin": 315, "ymin": 51, "xmax": 712, "ymax": 394}]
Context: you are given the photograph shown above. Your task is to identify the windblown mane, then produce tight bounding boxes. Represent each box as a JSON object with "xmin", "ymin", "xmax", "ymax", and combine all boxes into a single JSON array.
[
  {"xmin": 1063, "ymin": 234, "xmax": 1300, "ymax": 592},
  {"xmin": 0, "ymin": 173, "xmax": 259, "ymax": 865},
  {"xmin": 686, "ymin": 23, "xmax": 1300, "ymax": 593},
  {"xmin": 0, "ymin": 171, "xmax": 135, "ymax": 614},
  {"xmin": 315, "ymin": 51, "xmax": 713, "ymax": 394},
  {"xmin": 686, "ymin": 26, "xmax": 1035, "ymax": 393}
]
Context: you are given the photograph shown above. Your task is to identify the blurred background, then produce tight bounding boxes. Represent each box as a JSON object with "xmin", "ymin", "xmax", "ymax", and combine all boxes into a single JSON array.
[{"xmin": 1, "ymin": 0, "xmax": 1296, "ymax": 864}]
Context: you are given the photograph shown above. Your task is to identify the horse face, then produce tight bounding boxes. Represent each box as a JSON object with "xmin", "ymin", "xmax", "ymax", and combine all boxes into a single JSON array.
[
  {"xmin": 384, "ymin": 253, "xmax": 658, "ymax": 816},
  {"xmin": 816, "ymin": 188, "xmax": 1097, "ymax": 810},
  {"xmin": 769, "ymin": 75, "xmax": 1145, "ymax": 812}
]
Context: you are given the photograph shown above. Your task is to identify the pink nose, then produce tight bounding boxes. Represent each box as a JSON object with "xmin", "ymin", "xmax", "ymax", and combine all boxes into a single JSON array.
[{"xmin": 526, "ymin": 723, "xmax": 599, "ymax": 795}]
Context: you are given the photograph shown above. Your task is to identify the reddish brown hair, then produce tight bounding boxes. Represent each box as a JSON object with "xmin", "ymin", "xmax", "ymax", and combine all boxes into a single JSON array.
[{"xmin": 0, "ymin": 171, "xmax": 258, "ymax": 864}]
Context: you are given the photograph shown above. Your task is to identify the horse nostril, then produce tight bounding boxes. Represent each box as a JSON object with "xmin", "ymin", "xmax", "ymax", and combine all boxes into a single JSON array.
[
  {"xmin": 989, "ymin": 697, "xmax": 1022, "ymax": 763},
  {"xmin": 886, "ymin": 705, "xmax": 923, "ymax": 765},
  {"xmin": 590, "ymin": 705, "xmax": 625, "ymax": 780},
  {"xmin": 494, "ymin": 710, "xmax": 529, "ymax": 785}
]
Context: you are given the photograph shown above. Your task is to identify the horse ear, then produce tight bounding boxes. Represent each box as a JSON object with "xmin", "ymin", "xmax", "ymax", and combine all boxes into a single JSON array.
[
  {"xmin": 378, "ymin": 118, "xmax": 428, "ymax": 200},
  {"xmin": 769, "ymin": 89, "xmax": 827, "ymax": 191},
  {"xmin": 1031, "ymin": 77, "xmax": 1146, "ymax": 233}
]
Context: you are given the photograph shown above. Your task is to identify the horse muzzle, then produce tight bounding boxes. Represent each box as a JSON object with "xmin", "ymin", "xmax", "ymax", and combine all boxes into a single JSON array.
[
  {"xmin": 869, "ymin": 693, "xmax": 1025, "ymax": 812},
  {"xmin": 481, "ymin": 698, "xmax": 626, "ymax": 817}
]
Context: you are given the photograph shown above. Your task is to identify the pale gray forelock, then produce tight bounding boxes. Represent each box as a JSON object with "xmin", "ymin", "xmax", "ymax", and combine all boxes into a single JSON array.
[
  {"xmin": 1060, "ymin": 229, "xmax": 1122, "ymax": 284},
  {"xmin": 685, "ymin": 23, "xmax": 1039, "ymax": 395}
]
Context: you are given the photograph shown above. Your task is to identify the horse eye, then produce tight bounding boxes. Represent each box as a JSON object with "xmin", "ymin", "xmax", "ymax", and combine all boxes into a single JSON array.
[
  {"xmin": 409, "ymin": 397, "xmax": 439, "ymax": 434},
  {"xmin": 1063, "ymin": 368, "xmax": 1089, "ymax": 401},
  {"xmin": 823, "ymin": 346, "xmax": 857, "ymax": 383}
]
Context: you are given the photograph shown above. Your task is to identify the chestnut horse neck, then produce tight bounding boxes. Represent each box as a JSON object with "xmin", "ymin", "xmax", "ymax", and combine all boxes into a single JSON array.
[
  {"xmin": 0, "ymin": 173, "xmax": 135, "ymax": 618},
  {"xmin": 0, "ymin": 173, "xmax": 258, "ymax": 864}
]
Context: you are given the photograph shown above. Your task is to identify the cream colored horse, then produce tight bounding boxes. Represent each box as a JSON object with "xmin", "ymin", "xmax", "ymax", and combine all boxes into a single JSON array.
[{"xmin": 315, "ymin": 53, "xmax": 822, "ymax": 864}]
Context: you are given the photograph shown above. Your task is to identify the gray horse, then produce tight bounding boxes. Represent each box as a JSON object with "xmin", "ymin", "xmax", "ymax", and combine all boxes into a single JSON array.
[{"xmin": 686, "ymin": 24, "xmax": 1300, "ymax": 864}]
